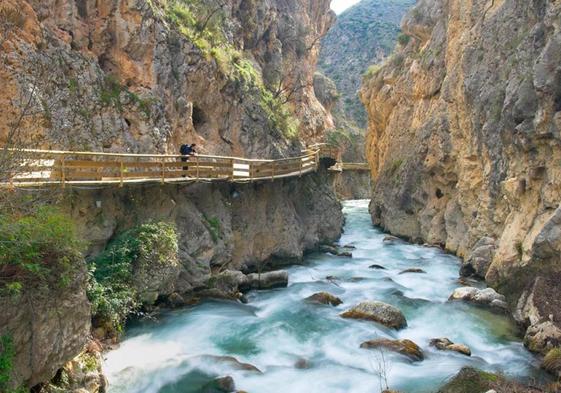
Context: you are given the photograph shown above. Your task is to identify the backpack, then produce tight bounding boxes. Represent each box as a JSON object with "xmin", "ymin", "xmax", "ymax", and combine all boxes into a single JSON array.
[{"xmin": 180, "ymin": 144, "xmax": 192, "ymax": 155}]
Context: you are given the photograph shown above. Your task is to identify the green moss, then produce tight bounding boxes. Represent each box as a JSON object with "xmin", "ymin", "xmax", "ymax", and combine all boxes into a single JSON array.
[
  {"xmin": 203, "ymin": 215, "xmax": 222, "ymax": 243},
  {"xmin": 0, "ymin": 335, "xmax": 25, "ymax": 393},
  {"xmin": 438, "ymin": 367, "xmax": 498, "ymax": 393},
  {"xmin": 88, "ymin": 222, "xmax": 178, "ymax": 333}
]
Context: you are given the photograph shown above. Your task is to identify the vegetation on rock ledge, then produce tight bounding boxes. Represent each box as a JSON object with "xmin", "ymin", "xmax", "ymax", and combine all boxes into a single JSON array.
[
  {"xmin": 88, "ymin": 222, "xmax": 179, "ymax": 334},
  {"xmin": 0, "ymin": 206, "xmax": 83, "ymax": 297}
]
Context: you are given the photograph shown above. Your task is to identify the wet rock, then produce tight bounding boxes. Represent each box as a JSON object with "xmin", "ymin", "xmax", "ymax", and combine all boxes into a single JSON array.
[
  {"xmin": 202, "ymin": 376, "xmax": 236, "ymax": 393},
  {"xmin": 369, "ymin": 264, "xmax": 387, "ymax": 270},
  {"xmin": 340, "ymin": 301, "xmax": 407, "ymax": 329},
  {"xmin": 319, "ymin": 244, "xmax": 353, "ymax": 257},
  {"xmin": 294, "ymin": 358, "xmax": 312, "ymax": 369},
  {"xmin": 541, "ymin": 348, "xmax": 561, "ymax": 377},
  {"xmin": 383, "ymin": 235, "xmax": 404, "ymax": 245},
  {"xmin": 461, "ymin": 237, "xmax": 496, "ymax": 278},
  {"xmin": 360, "ymin": 338, "xmax": 424, "ymax": 361},
  {"xmin": 246, "ymin": 270, "xmax": 288, "ymax": 290},
  {"xmin": 399, "ymin": 268, "xmax": 426, "ymax": 275},
  {"xmin": 524, "ymin": 321, "xmax": 561, "ymax": 354},
  {"xmin": 195, "ymin": 355, "xmax": 262, "ymax": 373},
  {"xmin": 430, "ymin": 338, "xmax": 471, "ymax": 356},
  {"xmin": 515, "ymin": 276, "xmax": 561, "ymax": 355},
  {"xmin": 167, "ymin": 292, "xmax": 187, "ymax": 308},
  {"xmin": 211, "ymin": 271, "xmax": 249, "ymax": 293},
  {"xmin": 449, "ymin": 287, "xmax": 508, "ymax": 311},
  {"xmin": 434, "ymin": 367, "xmax": 538, "ymax": 393},
  {"xmin": 305, "ymin": 292, "xmax": 343, "ymax": 306},
  {"xmin": 326, "ymin": 275, "xmax": 339, "ymax": 281}
]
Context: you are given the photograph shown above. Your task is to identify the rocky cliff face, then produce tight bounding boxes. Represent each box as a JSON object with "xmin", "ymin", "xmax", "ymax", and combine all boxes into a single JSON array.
[
  {"xmin": 0, "ymin": 0, "xmax": 334, "ymax": 157},
  {"xmin": 362, "ymin": 0, "xmax": 561, "ymax": 354},
  {"xmin": 0, "ymin": 0, "xmax": 341, "ymax": 389}
]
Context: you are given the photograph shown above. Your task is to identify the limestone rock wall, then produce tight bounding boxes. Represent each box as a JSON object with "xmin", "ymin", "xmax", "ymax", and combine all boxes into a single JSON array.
[
  {"xmin": 361, "ymin": 0, "xmax": 561, "ymax": 353},
  {"xmin": 71, "ymin": 166, "xmax": 343, "ymax": 295},
  {"xmin": 0, "ymin": 0, "xmax": 335, "ymax": 158},
  {"xmin": 0, "ymin": 259, "xmax": 91, "ymax": 388}
]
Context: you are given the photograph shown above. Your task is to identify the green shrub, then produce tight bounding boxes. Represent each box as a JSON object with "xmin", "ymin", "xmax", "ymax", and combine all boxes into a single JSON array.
[
  {"xmin": 0, "ymin": 206, "xmax": 83, "ymax": 296},
  {"xmin": 99, "ymin": 75, "xmax": 153, "ymax": 117},
  {"xmin": 88, "ymin": 222, "xmax": 178, "ymax": 332},
  {"xmin": 397, "ymin": 32, "xmax": 411, "ymax": 46}
]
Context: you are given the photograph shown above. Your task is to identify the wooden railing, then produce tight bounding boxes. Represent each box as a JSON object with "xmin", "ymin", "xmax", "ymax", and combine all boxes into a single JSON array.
[
  {"xmin": 0, "ymin": 145, "xmax": 335, "ymax": 187},
  {"xmin": 0, "ymin": 144, "xmax": 369, "ymax": 188}
]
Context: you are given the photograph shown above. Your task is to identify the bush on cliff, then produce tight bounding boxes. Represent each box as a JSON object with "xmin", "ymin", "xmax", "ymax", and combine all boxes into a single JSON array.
[
  {"xmin": 0, "ymin": 206, "xmax": 83, "ymax": 297},
  {"xmin": 87, "ymin": 222, "xmax": 179, "ymax": 334}
]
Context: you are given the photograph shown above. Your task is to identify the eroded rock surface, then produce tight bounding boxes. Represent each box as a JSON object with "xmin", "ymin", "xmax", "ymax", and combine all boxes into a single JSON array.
[
  {"xmin": 361, "ymin": 0, "xmax": 561, "ymax": 354},
  {"xmin": 340, "ymin": 300, "xmax": 407, "ymax": 329},
  {"xmin": 360, "ymin": 338, "xmax": 424, "ymax": 361}
]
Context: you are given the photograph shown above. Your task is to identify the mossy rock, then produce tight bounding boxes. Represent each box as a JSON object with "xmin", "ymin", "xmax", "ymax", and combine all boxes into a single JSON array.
[
  {"xmin": 305, "ymin": 292, "xmax": 343, "ymax": 306},
  {"xmin": 437, "ymin": 367, "xmax": 498, "ymax": 393},
  {"xmin": 360, "ymin": 338, "xmax": 423, "ymax": 361},
  {"xmin": 542, "ymin": 347, "xmax": 561, "ymax": 376}
]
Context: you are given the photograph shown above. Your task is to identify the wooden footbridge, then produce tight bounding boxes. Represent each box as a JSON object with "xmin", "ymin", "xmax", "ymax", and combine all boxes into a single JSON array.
[{"xmin": 1, "ymin": 144, "xmax": 369, "ymax": 188}]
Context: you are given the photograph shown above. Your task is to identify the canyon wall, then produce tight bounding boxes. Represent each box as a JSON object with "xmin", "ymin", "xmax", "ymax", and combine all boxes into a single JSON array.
[
  {"xmin": 0, "ymin": 0, "xmax": 334, "ymax": 157},
  {"xmin": 0, "ymin": 0, "xmax": 341, "ymax": 390},
  {"xmin": 361, "ymin": 0, "xmax": 561, "ymax": 354}
]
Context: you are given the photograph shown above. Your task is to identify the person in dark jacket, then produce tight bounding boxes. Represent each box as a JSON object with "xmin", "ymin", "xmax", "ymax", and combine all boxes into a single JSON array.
[{"xmin": 179, "ymin": 143, "xmax": 197, "ymax": 176}]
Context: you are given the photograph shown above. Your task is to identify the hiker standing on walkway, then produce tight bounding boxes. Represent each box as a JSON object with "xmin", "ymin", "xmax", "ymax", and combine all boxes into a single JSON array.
[{"xmin": 179, "ymin": 143, "xmax": 197, "ymax": 175}]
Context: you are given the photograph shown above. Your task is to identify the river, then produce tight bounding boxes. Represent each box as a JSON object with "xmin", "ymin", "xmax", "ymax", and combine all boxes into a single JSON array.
[{"xmin": 104, "ymin": 200, "xmax": 542, "ymax": 393}]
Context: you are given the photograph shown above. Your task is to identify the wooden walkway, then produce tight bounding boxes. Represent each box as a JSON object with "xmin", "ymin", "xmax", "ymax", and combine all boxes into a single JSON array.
[{"xmin": 1, "ymin": 144, "xmax": 366, "ymax": 188}]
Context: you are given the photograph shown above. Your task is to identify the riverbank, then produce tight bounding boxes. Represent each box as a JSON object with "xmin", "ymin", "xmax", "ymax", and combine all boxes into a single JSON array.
[{"xmin": 103, "ymin": 200, "xmax": 545, "ymax": 393}]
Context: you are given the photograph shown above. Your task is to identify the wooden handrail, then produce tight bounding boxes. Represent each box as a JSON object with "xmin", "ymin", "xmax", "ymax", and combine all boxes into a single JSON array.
[{"xmin": 1, "ymin": 145, "xmax": 347, "ymax": 187}]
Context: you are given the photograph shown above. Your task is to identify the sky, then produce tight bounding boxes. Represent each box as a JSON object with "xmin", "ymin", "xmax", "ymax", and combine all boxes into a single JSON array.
[{"xmin": 330, "ymin": 0, "xmax": 361, "ymax": 14}]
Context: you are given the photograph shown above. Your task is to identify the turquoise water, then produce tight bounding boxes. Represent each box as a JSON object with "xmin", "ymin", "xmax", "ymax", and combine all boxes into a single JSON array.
[{"xmin": 105, "ymin": 200, "xmax": 541, "ymax": 393}]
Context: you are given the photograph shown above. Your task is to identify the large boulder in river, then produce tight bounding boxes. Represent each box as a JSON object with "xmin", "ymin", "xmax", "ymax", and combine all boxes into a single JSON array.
[
  {"xmin": 305, "ymin": 292, "xmax": 343, "ymax": 306},
  {"xmin": 360, "ymin": 338, "xmax": 424, "ymax": 361},
  {"xmin": 246, "ymin": 271, "xmax": 288, "ymax": 290},
  {"xmin": 340, "ymin": 301, "xmax": 407, "ymax": 329},
  {"xmin": 449, "ymin": 287, "xmax": 508, "ymax": 310}
]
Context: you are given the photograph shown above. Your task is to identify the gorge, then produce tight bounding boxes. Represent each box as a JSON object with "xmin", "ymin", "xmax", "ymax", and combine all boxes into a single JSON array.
[{"xmin": 1, "ymin": 0, "xmax": 561, "ymax": 392}]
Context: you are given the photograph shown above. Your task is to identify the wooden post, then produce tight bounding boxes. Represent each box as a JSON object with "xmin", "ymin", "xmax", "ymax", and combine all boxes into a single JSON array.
[
  {"xmin": 61, "ymin": 156, "xmax": 66, "ymax": 188},
  {"xmin": 271, "ymin": 161, "xmax": 275, "ymax": 181},
  {"xmin": 160, "ymin": 160, "xmax": 165, "ymax": 184},
  {"xmin": 195, "ymin": 155, "xmax": 199, "ymax": 179},
  {"xmin": 299, "ymin": 157, "xmax": 303, "ymax": 177},
  {"xmin": 120, "ymin": 160, "xmax": 124, "ymax": 187}
]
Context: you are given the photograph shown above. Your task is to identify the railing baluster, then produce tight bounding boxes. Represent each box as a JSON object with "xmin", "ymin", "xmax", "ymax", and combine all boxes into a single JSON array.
[
  {"xmin": 120, "ymin": 160, "xmax": 124, "ymax": 187},
  {"xmin": 161, "ymin": 159, "xmax": 165, "ymax": 184},
  {"xmin": 61, "ymin": 156, "xmax": 66, "ymax": 188}
]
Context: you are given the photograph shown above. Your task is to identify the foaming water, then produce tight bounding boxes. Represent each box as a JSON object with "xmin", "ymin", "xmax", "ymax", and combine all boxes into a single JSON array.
[{"xmin": 105, "ymin": 200, "xmax": 542, "ymax": 393}]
